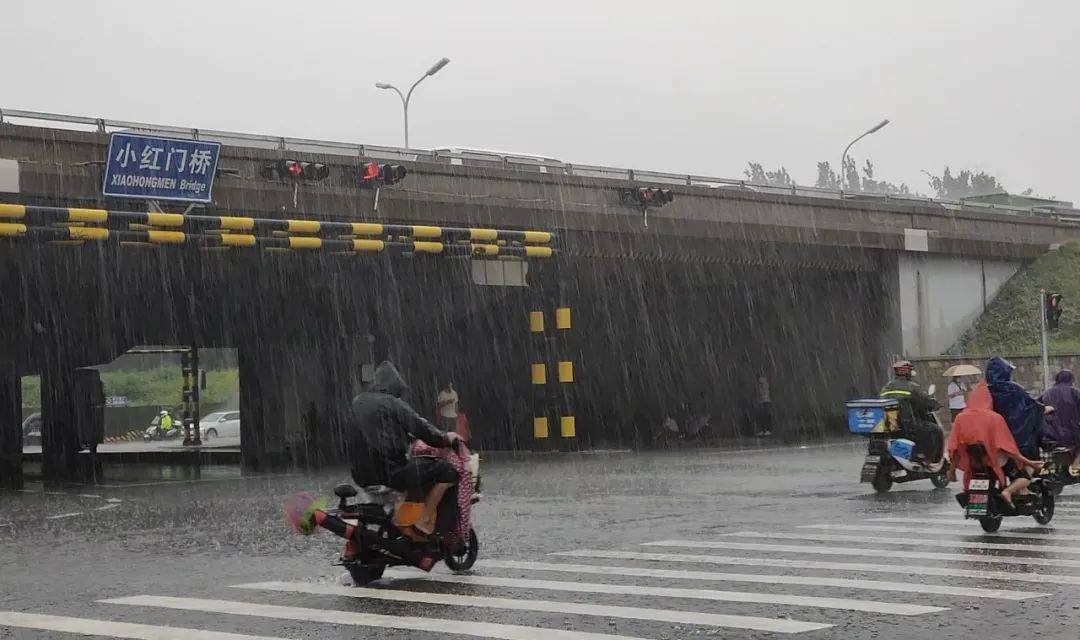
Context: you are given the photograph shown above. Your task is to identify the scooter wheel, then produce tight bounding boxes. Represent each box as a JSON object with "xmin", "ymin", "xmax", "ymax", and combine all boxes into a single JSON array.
[
  {"xmin": 346, "ymin": 563, "xmax": 385, "ymax": 586},
  {"xmin": 443, "ymin": 529, "xmax": 479, "ymax": 572},
  {"xmin": 931, "ymin": 471, "xmax": 951, "ymax": 489},
  {"xmin": 979, "ymin": 516, "xmax": 1002, "ymax": 533},
  {"xmin": 871, "ymin": 466, "xmax": 893, "ymax": 493},
  {"xmin": 1035, "ymin": 485, "xmax": 1055, "ymax": 525}
]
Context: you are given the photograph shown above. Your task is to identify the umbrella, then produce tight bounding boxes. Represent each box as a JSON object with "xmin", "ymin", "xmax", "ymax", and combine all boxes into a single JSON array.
[{"xmin": 942, "ymin": 364, "xmax": 981, "ymax": 378}]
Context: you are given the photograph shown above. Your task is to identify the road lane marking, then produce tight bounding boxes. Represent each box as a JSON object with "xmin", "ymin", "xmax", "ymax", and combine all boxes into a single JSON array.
[
  {"xmin": 867, "ymin": 516, "xmax": 1080, "ymax": 532},
  {"xmin": 927, "ymin": 509, "xmax": 1079, "ymax": 518},
  {"xmin": 721, "ymin": 531, "xmax": 1080, "ymax": 556},
  {"xmin": 44, "ymin": 511, "xmax": 83, "ymax": 520},
  {"xmin": 234, "ymin": 581, "xmax": 832, "ymax": 632},
  {"xmin": 103, "ymin": 595, "xmax": 710, "ymax": 639},
  {"xmin": 803, "ymin": 523, "xmax": 1080, "ymax": 542},
  {"xmin": 642, "ymin": 539, "xmax": 1080, "ymax": 569},
  {"xmin": 551, "ymin": 549, "xmax": 1080, "ymax": 586},
  {"xmin": 365, "ymin": 572, "xmax": 946, "ymax": 615},
  {"xmin": 473, "ymin": 560, "xmax": 1038, "ymax": 600},
  {"xmin": 0, "ymin": 611, "xmax": 290, "ymax": 640}
]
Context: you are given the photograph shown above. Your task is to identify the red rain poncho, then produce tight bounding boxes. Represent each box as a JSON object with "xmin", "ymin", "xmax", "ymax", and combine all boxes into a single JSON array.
[{"xmin": 947, "ymin": 382, "xmax": 1023, "ymax": 489}]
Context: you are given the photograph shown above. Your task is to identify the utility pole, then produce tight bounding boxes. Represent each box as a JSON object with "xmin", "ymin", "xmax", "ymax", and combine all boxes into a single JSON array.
[{"xmin": 1040, "ymin": 288, "xmax": 1050, "ymax": 391}]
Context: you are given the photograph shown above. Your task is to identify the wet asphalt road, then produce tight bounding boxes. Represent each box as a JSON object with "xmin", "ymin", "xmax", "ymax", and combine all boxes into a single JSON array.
[{"xmin": 2, "ymin": 440, "xmax": 1080, "ymax": 639}]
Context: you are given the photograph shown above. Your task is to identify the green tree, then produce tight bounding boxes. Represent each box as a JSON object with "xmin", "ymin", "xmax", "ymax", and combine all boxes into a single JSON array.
[
  {"xmin": 815, "ymin": 161, "xmax": 840, "ymax": 189},
  {"xmin": 744, "ymin": 162, "xmax": 794, "ymax": 187},
  {"xmin": 816, "ymin": 158, "xmax": 909, "ymax": 195},
  {"xmin": 926, "ymin": 167, "xmax": 1004, "ymax": 199}
]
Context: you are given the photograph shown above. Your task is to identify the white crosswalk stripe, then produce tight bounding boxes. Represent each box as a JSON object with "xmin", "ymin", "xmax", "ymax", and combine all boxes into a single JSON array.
[
  {"xmin": 231, "ymin": 581, "xmax": 832, "ymax": 632},
  {"xmin": 0, "ymin": 611, "xmax": 291, "ymax": 639},
  {"xmin": 641, "ymin": 539, "xmax": 1080, "ymax": 569},
  {"xmin": 720, "ymin": 530, "xmax": 1080, "ymax": 556},
  {"xmin": 475, "ymin": 559, "xmax": 1041, "ymax": 600},
  {"xmin": 552, "ymin": 549, "xmax": 1080, "ymax": 585},
  {"xmin": 102, "ymin": 594, "xmax": 792, "ymax": 638},
  {"xmin": 867, "ymin": 516, "xmax": 1080, "ymax": 531},
  {"xmin": 802, "ymin": 523, "xmax": 1080, "ymax": 542},
  {"xmin": 307, "ymin": 573, "xmax": 948, "ymax": 615}
]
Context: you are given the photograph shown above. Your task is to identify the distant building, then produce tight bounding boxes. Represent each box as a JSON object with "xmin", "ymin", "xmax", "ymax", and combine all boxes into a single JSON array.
[{"xmin": 961, "ymin": 192, "xmax": 1074, "ymax": 210}]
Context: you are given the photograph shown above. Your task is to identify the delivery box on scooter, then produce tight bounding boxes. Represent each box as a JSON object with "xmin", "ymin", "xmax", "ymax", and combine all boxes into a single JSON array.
[{"xmin": 846, "ymin": 398, "xmax": 900, "ymax": 435}]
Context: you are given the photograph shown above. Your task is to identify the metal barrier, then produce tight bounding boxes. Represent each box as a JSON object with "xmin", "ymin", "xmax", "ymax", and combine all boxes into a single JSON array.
[
  {"xmin": 0, "ymin": 203, "xmax": 555, "ymax": 258},
  {"xmin": 2, "ymin": 107, "xmax": 1074, "ymax": 220}
]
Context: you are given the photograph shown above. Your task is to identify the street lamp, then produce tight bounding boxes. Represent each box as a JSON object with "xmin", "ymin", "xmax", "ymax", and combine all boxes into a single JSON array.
[
  {"xmin": 375, "ymin": 57, "xmax": 451, "ymax": 149},
  {"xmin": 840, "ymin": 119, "xmax": 890, "ymax": 190}
]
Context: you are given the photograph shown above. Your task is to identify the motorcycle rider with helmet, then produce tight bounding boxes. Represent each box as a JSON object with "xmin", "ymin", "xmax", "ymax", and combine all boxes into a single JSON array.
[{"xmin": 880, "ymin": 360, "xmax": 944, "ymax": 462}]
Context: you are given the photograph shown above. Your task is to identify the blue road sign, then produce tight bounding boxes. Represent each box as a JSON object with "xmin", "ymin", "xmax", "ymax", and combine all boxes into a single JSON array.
[{"xmin": 103, "ymin": 133, "xmax": 220, "ymax": 203}]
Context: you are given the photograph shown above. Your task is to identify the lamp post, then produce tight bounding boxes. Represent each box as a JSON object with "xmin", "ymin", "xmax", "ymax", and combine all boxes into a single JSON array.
[
  {"xmin": 375, "ymin": 57, "xmax": 451, "ymax": 149},
  {"xmin": 840, "ymin": 119, "xmax": 890, "ymax": 190}
]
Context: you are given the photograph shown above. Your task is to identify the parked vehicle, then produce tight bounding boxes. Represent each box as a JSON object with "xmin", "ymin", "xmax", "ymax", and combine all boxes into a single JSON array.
[
  {"xmin": 21, "ymin": 412, "xmax": 42, "ymax": 446},
  {"xmin": 199, "ymin": 410, "xmax": 240, "ymax": 439},
  {"xmin": 957, "ymin": 443, "xmax": 1054, "ymax": 532},
  {"xmin": 847, "ymin": 390, "xmax": 950, "ymax": 493}
]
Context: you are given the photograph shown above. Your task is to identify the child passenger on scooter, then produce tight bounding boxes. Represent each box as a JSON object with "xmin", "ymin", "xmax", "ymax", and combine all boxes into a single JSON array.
[{"xmin": 947, "ymin": 382, "xmax": 1044, "ymax": 506}]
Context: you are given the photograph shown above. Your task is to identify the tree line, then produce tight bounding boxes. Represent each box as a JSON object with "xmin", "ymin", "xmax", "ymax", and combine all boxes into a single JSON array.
[{"xmin": 742, "ymin": 159, "xmax": 1033, "ymax": 200}]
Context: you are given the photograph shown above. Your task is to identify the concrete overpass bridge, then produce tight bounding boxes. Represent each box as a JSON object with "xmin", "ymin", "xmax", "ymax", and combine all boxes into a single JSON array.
[{"xmin": 2, "ymin": 109, "xmax": 1078, "ymax": 486}]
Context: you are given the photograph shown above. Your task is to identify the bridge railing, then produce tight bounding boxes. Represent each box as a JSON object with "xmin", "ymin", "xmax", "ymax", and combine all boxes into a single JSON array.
[{"xmin": 1, "ymin": 107, "xmax": 1075, "ymax": 221}]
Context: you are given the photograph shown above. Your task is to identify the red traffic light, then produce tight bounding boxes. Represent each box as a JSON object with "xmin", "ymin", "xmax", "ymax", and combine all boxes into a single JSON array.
[
  {"xmin": 620, "ymin": 187, "xmax": 675, "ymax": 207},
  {"xmin": 359, "ymin": 162, "xmax": 407, "ymax": 188},
  {"xmin": 260, "ymin": 160, "xmax": 330, "ymax": 181}
]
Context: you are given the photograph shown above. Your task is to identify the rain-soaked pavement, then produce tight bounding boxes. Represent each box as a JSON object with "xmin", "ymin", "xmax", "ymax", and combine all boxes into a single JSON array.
[{"xmin": 3, "ymin": 440, "xmax": 1080, "ymax": 639}]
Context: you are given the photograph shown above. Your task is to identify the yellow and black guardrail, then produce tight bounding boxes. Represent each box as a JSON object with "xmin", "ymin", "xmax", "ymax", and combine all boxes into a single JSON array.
[{"xmin": 0, "ymin": 203, "xmax": 555, "ymax": 258}]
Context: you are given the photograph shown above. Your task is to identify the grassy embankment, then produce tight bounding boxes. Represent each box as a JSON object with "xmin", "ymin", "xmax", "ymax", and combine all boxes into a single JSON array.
[{"xmin": 954, "ymin": 241, "xmax": 1080, "ymax": 355}]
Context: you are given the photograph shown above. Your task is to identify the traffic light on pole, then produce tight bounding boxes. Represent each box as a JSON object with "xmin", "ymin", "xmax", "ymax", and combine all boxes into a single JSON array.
[
  {"xmin": 359, "ymin": 162, "xmax": 408, "ymax": 188},
  {"xmin": 620, "ymin": 187, "xmax": 675, "ymax": 207},
  {"xmin": 1046, "ymin": 292, "xmax": 1064, "ymax": 330},
  {"xmin": 259, "ymin": 160, "xmax": 329, "ymax": 181}
]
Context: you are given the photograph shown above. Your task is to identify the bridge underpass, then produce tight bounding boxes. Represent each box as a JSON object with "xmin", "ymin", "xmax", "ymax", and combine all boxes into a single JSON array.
[{"xmin": 0, "ymin": 201, "xmax": 897, "ymax": 488}]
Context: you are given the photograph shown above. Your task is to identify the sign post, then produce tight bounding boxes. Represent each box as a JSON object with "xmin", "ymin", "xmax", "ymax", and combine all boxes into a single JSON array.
[
  {"xmin": 103, "ymin": 133, "xmax": 220, "ymax": 203},
  {"xmin": 1040, "ymin": 288, "xmax": 1050, "ymax": 391}
]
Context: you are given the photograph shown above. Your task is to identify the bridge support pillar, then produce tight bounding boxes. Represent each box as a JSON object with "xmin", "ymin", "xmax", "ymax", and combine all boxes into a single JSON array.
[
  {"xmin": 40, "ymin": 365, "xmax": 82, "ymax": 482},
  {"xmin": 0, "ymin": 361, "xmax": 23, "ymax": 489},
  {"xmin": 239, "ymin": 339, "xmax": 359, "ymax": 472}
]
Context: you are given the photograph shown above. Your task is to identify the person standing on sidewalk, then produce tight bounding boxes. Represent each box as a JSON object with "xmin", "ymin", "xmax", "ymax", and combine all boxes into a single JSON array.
[
  {"xmin": 436, "ymin": 381, "xmax": 459, "ymax": 432},
  {"xmin": 947, "ymin": 375, "xmax": 969, "ymax": 422},
  {"xmin": 755, "ymin": 373, "xmax": 774, "ymax": 437}
]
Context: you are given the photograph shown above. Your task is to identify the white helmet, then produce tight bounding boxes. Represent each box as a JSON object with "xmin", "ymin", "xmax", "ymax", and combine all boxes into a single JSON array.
[{"xmin": 159, "ymin": 410, "xmax": 168, "ymax": 416}]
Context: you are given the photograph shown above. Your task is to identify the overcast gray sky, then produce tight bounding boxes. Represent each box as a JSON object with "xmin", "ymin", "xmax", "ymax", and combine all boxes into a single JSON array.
[{"xmin": 4, "ymin": 1, "xmax": 1079, "ymax": 199}]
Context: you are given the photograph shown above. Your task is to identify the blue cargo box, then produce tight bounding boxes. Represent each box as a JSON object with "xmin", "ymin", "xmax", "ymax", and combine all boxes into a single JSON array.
[
  {"xmin": 888, "ymin": 438, "xmax": 916, "ymax": 461},
  {"xmin": 846, "ymin": 398, "xmax": 900, "ymax": 435}
]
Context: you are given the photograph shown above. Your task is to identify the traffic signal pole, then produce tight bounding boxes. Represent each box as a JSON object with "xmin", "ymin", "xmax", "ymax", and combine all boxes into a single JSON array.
[{"xmin": 1040, "ymin": 288, "xmax": 1050, "ymax": 391}]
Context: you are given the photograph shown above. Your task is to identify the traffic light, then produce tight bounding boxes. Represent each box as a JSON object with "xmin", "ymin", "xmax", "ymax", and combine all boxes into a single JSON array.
[
  {"xmin": 381, "ymin": 164, "xmax": 407, "ymax": 186},
  {"xmin": 620, "ymin": 187, "xmax": 675, "ymax": 208},
  {"xmin": 359, "ymin": 162, "xmax": 408, "ymax": 188},
  {"xmin": 259, "ymin": 160, "xmax": 329, "ymax": 181},
  {"xmin": 1046, "ymin": 292, "xmax": 1064, "ymax": 330}
]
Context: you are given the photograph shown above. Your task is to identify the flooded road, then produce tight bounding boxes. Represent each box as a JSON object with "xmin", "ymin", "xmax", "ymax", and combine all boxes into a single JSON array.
[{"xmin": 3, "ymin": 441, "xmax": 1080, "ymax": 639}]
